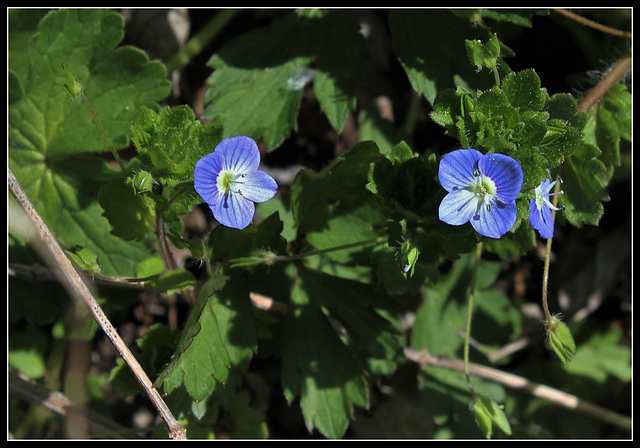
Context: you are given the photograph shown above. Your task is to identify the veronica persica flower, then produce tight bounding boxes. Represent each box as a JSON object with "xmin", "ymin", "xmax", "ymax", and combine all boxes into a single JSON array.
[
  {"xmin": 438, "ymin": 149, "xmax": 523, "ymax": 239},
  {"xmin": 194, "ymin": 136, "xmax": 278, "ymax": 230},
  {"xmin": 529, "ymin": 174, "xmax": 563, "ymax": 239}
]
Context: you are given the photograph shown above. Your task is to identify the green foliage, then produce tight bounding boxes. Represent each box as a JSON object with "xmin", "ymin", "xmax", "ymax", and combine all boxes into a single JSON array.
[{"xmin": 9, "ymin": 8, "xmax": 630, "ymax": 440}]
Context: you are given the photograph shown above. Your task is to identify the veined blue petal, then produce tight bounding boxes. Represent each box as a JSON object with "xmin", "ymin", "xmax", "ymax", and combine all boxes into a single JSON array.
[
  {"xmin": 529, "ymin": 198, "xmax": 554, "ymax": 239},
  {"xmin": 194, "ymin": 151, "xmax": 225, "ymax": 204},
  {"xmin": 478, "ymin": 153, "xmax": 523, "ymax": 203},
  {"xmin": 211, "ymin": 192, "xmax": 256, "ymax": 230},
  {"xmin": 438, "ymin": 149, "xmax": 482, "ymax": 192},
  {"xmin": 472, "ymin": 200, "xmax": 517, "ymax": 239},
  {"xmin": 438, "ymin": 189, "xmax": 478, "ymax": 226},
  {"xmin": 437, "ymin": 148, "xmax": 523, "ymax": 239},
  {"xmin": 216, "ymin": 136, "xmax": 261, "ymax": 173},
  {"xmin": 238, "ymin": 170, "xmax": 278, "ymax": 203},
  {"xmin": 194, "ymin": 136, "xmax": 278, "ymax": 230}
]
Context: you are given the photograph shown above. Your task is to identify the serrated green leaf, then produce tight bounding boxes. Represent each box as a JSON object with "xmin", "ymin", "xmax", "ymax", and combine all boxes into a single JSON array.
[
  {"xmin": 292, "ymin": 141, "xmax": 380, "ymax": 234},
  {"xmin": 582, "ymin": 84, "xmax": 631, "ymax": 170},
  {"xmin": 155, "ymin": 271, "xmax": 231, "ymax": 401},
  {"xmin": 9, "ymin": 9, "xmax": 169, "ymax": 276},
  {"xmin": 110, "ymin": 323, "xmax": 178, "ymax": 397},
  {"xmin": 97, "ymin": 177, "xmax": 154, "ymax": 241},
  {"xmin": 389, "ymin": 10, "xmax": 495, "ymax": 104},
  {"xmin": 132, "ymin": 105, "xmax": 224, "ymax": 184},
  {"xmin": 281, "ymin": 268, "xmax": 372, "ymax": 438},
  {"xmin": 204, "ymin": 11, "xmax": 362, "ymax": 149},
  {"xmin": 559, "ymin": 142, "xmax": 609, "ymax": 226},
  {"xmin": 564, "ymin": 327, "xmax": 631, "ymax": 382},
  {"xmin": 501, "ymin": 69, "xmax": 547, "ymax": 112}
]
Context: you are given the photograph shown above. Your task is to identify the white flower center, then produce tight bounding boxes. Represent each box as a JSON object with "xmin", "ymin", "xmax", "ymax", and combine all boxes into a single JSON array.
[
  {"xmin": 471, "ymin": 172, "xmax": 497, "ymax": 210},
  {"xmin": 217, "ymin": 170, "xmax": 246, "ymax": 195}
]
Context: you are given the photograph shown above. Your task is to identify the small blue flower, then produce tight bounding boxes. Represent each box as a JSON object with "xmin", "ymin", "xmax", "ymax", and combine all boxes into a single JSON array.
[
  {"xmin": 438, "ymin": 149, "xmax": 523, "ymax": 239},
  {"xmin": 529, "ymin": 174, "xmax": 563, "ymax": 239},
  {"xmin": 194, "ymin": 136, "xmax": 278, "ymax": 230}
]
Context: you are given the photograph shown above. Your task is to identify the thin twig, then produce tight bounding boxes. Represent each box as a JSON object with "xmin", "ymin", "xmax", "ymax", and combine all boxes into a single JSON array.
[
  {"xmin": 404, "ymin": 347, "xmax": 631, "ymax": 433},
  {"xmin": 8, "ymin": 168, "xmax": 187, "ymax": 440},
  {"xmin": 9, "ymin": 369, "xmax": 141, "ymax": 439},
  {"xmin": 553, "ymin": 9, "xmax": 632, "ymax": 39}
]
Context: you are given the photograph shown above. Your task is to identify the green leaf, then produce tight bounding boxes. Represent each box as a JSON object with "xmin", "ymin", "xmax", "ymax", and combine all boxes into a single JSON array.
[
  {"xmin": 97, "ymin": 177, "xmax": 154, "ymax": 241},
  {"xmin": 145, "ymin": 269, "xmax": 196, "ymax": 295},
  {"xmin": 559, "ymin": 142, "xmax": 609, "ymax": 227},
  {"xmin": 132, "ymin": 105, "xmax": 224, "ymax": 185},
  {"xmin": 204, "ymin": 10, "xmax": 362, "ymax": 149},
  {"xmin": 9, "ymin": 9, "xmax": 169, "ymax": 276},
  {"xmin": 564, "ymin": 327, "xmax": 630, "ymax": 382},
  {"xmin": 155, "ymin": 271, "xmax": 231, "ymax": 402},
  {"xmin": 110, "ymin": 323, "xmax": 178, "ymax": 397},
  {"xmin": 582, "ymin": 83, "xmax": 631, "ymax": 169},
  {"xmin": 389, "ymin": 10, "xmax": 496, "ymax": 104},
  {"xmin": 66, "ymin": 246, "xmax": 101, "ymax": 276},
  {"xmin": 501, "ymin": 69, "xmax": 547, "ymax": 112},
  {"xmin": 230, "ymin": 390, "xmax": 269, "ymax": 439},
  {"xmin": 291, "ymin": 141, "xmax": 380, "ymax": 235},
  {"xmin": 281, "ymin": 269, "xmax": 368, "ymax": 438}
]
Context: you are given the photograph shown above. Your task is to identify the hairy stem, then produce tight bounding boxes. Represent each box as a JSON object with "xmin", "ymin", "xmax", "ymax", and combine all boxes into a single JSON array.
[{"xmin": 464, "ymin": 242, "xmax": 483, "ymax": 396}]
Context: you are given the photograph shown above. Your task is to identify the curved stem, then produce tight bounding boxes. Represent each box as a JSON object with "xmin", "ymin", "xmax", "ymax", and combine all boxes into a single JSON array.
[
  {"xmin": 165, "ymin": 9, "xmax": 239, "ymax": 73},
  {"xmin": 578, "ymin": 55, "xmax": 631, "ymax": 112},
  {"xmin": 463, "ymin": 241, "xmax": 483, "ymax": 396},
  {"xmin": 79, "ymin": 93, "xmax": 125, "ymax": 171},
  {"xmin": 540, "ymin": 173, "xmax": 566, "ymax": 319},
  {"xmin": 553, "ymin": 9, "xmax": 632, "ymax": 39}
]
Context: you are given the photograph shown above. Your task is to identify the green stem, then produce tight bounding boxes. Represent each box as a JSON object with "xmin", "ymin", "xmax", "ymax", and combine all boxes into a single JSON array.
[
  {"xmin": 492, "ymin": 66, "xmax": 501, "ymax": 89},
  {"xmin": 464, "ymin": 241, "xmax": 483, "ymax": 396},
  {"xmin": 80, "ymin": 92, "xmax": 125, "ymax": 171},
  {"xmin": 165, "ymin": 9, "xmax": 239, "ymax": 73},
  {"xmin": 541, "ymin": 173, "xmax": 564, "ymax": 319}
]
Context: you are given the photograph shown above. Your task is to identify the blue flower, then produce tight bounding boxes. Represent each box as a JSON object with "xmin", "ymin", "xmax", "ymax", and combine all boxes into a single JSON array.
[
  {"xmin": 529, "ymin": 174, "xmax": 563, "ymax": 239},
  {"xmin": 194, "ymin": 136, "xmax": 278, "ymax": 230},
  {"xmin": 438, "ymin": 149, "xmax": 523, "ymax": 239}
]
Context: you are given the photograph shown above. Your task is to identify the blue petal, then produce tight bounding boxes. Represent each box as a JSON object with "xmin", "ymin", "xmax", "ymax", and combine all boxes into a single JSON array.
[
  {"xmin": 238, "ymin": 170, "xmax": 278, "ymax": 203},
  {"xmin": 438, "ymin": 149, "xmax": 482, "ymax": 192},
  {"xmin": 194, "ymin": 151, "xmax": 225, "ymax": 204},
  {"xmin": 529, "ymin": 198, "xmax": 554, "ymax": 239},
  {"xmin": 210, "ymin": 192, "xmax": 255, "ymax": 230},
  {"xmin": 478, "ymin": 153, "xmax": 523, "ymax": 203},
  {"xmin": 472, "ymin": 200, "xmax": 517, "ymax": 239},
  {"xmin": 216, "ymin": 136, "xmax": 261, "ymax": 173},
  {"xmin": 438, "ymin": 189, "xmax": 478, "ymax": 226}
]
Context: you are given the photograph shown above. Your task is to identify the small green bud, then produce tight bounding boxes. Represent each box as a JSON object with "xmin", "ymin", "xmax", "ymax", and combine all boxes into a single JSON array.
[
  {"xmin": 61, "ymin": 63, "xmax": 83, "ymax": 99},
  {"xmin": 472, "ymin": 394, "xmax": 512, "ymax": 439},
  {"xmin": 465, "ymin": 33, "xmax": 501, "ymax": 70},
  {"xmin": 66, "ymin": 246, "xmax": 101, "ymax": 277},
  {"xmin": 131, "ymin": 170, "xmax": 154, "ymax": 195},
  {"xmin": 399, "ymin": 240, "xmax": 419, "ymax": 278},
  {"xmin": 545, "ymin": 315, "xmax": 576, "ymax": 365}
]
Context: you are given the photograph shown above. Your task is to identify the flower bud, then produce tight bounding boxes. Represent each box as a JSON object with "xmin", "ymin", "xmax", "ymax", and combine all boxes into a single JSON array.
[
  {"xmin": 399, "ymin": 240, "xmax": 419, "ymax": 278},
  {"xmin": 545, "ymin": 315, "xmax": 576, "ymax": 365}
]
